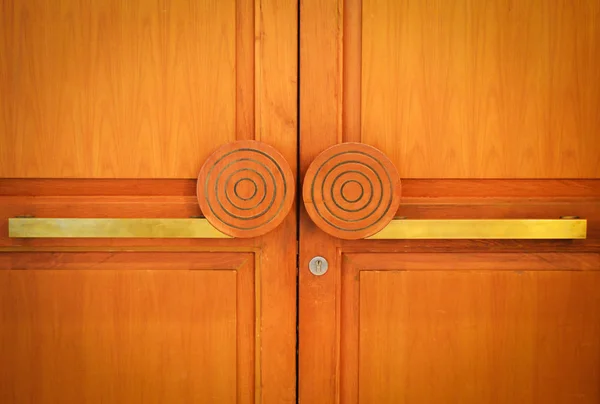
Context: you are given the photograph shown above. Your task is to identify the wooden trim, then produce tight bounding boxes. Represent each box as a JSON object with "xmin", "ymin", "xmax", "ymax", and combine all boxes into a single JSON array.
[
  {"xmin": 236, "ymin": 0, "xmax": 255, "ymax": 141},
  {"xmin": 253, "ymin": 0, "xmax": 298, "ymax": 401},
  {"xmin": 0, "ymin": 179, "xmax": 197, "ymax": 197},
  {"xmin": 340, "ymin": 256, "xmax": 360, "ymax": 403},
  {"xmin": 0, "ymin": 246, "xmax": 260, "ymax": 253},
  {"xmin": 299, "ymin": 1, "xmax": 345, "ymax": 401},
  {"xmin": 237, "ymin": 255, "xmax": 257, "ymax": 404},
  {"xmin": 0, "ymin": 251, "xmax": 251, "ymax": 270},
  {"xmin": 2, "ymin": 178, "xmax": 598, "ymax": 197},
  {"xmin": 340, "ymin": 239, "xmax": 600, "ymax": 253},
  {"xmin": 400, "ymin": 179, "xmax": 600, "ymax": 198},
  {"xmin": 345, "ymin": 252, "xmax": 600, "ymax": 272},
  {"xmin": 368, "ymin": 219, "xmax": 587, "ymax": 240},
  {"xmin": 8, "ymin": 218, "xmax": 230, "ymax": 239},
  {"xmin": 342, "ymin": 0, "xmax": 362, "ymax": 143}
]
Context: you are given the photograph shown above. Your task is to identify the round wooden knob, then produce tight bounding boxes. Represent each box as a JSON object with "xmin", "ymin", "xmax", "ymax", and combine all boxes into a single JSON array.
[
  {"xmin": 303, "ymin": 143, "xmax": 401, "ymax": 239},
  {"xmin": 197, "ymin": 140, "xmax": 295, "ymax": 238}
]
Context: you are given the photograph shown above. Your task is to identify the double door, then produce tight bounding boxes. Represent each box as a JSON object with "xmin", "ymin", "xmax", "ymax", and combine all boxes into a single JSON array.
[{"xmin": 1, "ymin": 0, "xmax": 599, "ymax": 403}]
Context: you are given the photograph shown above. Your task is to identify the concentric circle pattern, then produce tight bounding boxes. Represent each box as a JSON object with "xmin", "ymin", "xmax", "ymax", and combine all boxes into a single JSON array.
[
  {"xmin": 303, "ymin": 143, "xmax": 401, "ymax": 239},
  {"xmin": 197, "ymin": 141, "xmax": 295, "ymax": 238}
]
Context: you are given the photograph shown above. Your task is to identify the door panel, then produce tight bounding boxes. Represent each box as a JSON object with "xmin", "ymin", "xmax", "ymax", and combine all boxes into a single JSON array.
[
  {"xmin": 345, "ymin": 254, "xmax": 600, "ymax": 404},
  {"xmin": 1, "ymin": 0, "xmax": 297, "ymax": 403},
  {"xmin": 0, "ymin": 253, "xmax": 253, "ymax": 403},
  {"xmin": 363, "ymin": 0, "xmax": 599, "ymax": 178},
  {"xmin": 1, "ymin": 0, "xmax": 245, "ymax": 178},
  {"xmin": 300, "ymin": 1, "xmax": 600, "ymax": 402}
]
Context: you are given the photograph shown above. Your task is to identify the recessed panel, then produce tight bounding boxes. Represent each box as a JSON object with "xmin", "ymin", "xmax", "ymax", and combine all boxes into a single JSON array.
[
  {"xmin": 362, "ymin": 0, "xmax": 600, "ymax": 177},
  {"xmin": 0, "ymin": 0, "xmax": 236, "ymax": 177},
  {"xmin": 0, "ymin": 269, "xmax": 243, "ymax": 403},
  {"xmin": 358, "ymin": 270, "xmax": 600, "ymax": 403}
]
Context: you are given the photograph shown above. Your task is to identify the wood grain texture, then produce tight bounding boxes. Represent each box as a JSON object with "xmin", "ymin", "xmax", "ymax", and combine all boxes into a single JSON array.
[
  {"xmin": 342, "ymin": 0, "xmax": 362, "ymax": 143},
  {"xmin": 0, "ymin": 251, "xmax": 250, "ymax": 271},
  {"xmin": 0, "ymin": 0, "xmax": 236, "ymax": 178},
  {"xmin": 339, "ymin": 253, "xmax": 600, "ymax": 404},
  {"xmin": 0, "ymin": 0, "xmax": 298, "ymax": 402},
  {"xmin": 300, "ymin": 1, "xmax": 600, "ymax": 402},
  {"xmin": 2, "ymin": 178, "xmax": 599, "ymax": 197},
  {"xmin": 357, "ymin": 270, "xmax": 600, "ymax": 403},
  {"xmin": 299, "ymin": 0, "xmax": 344, "ymax": 402},
  {"xmin": 303, "ymin": 143, "xmax": 401, "ymax": 239},
  {"xmin": 248, "ymin": 0, "xmax": 298, "ymax": 400},
  {"xmin": 0, "ymin": 179, "xmax": 198, "ymax": 197},
  {"xmin": 399, "ymin": 179, "xmax": 600, "ymax": 199},
  {"xmin": 236, "ymin": 0, "xmax": 255, "ymax": 141},
  {"xmin": 346, "ymin": 252, "xmax": 600, "ymax": 272},
  {"xmin": 361, "ymin": 0, "xmax": 600, "ymax": 178},
  {"xmin": 197, "ymin": 140, "xmax": 295, "ymax": 238},
  {"xmin": 0, "ymin": 254, "xmax": 256, "ymax": 404}
]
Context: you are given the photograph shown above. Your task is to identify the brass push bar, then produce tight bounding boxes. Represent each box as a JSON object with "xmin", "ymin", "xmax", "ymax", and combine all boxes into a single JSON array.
[
  {"xmin": 367, "ymin": 219, "xmax": 587, "ymax": 240},
  {"xmin": 8, "ymin": 218, "xmax": 230, "ymax": 239},
  {"xmin": 8, "ymin": 217, "xmax": 586, "ymax": 240}
]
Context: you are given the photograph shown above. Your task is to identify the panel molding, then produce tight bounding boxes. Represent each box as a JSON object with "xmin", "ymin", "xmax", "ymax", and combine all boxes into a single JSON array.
[
  {"xmin": 343, "ymin": 252, "xmax": 600, "ymax": 272},
  {"xmin": 338, "ymin": 251, "xmax": 600, "ymax": 403},
  {"xmin": 0, "ymin": 251, "xmax": 259, "ymax": 403},
  {"xmin": 0, "ymin": 251, "xmax": 251, "ymax": 271}
]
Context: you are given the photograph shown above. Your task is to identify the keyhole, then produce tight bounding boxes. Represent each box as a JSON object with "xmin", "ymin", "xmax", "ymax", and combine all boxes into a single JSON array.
[{"xmin": 309, "ymin": 256, "xmax": 328, "ymax": 276}]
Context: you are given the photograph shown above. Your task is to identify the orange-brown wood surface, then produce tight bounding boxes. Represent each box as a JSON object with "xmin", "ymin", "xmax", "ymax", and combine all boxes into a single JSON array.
[
  {"xmin": 299, "ymin": 0, "xmax": 343, "ymax": 401},
  {"xmin": 0, "ymin": 252, "xmax": 253, "ymax": 403},
  {"xmin": 0, "ymin": 0, "xmax": 237, "ymax": 178},
  {"xmin": 337, "ymin": 253, "xmax": 600, "ymax": 404},
  {"xmin": 0, "ymin": 1, "xmax": 298, "ymax": 403},
  {"xmin": 300, "ymin": 0, "xmax": 600, "ymax": 403},
  {"xmin": 299, "ymin": 195, "xmax": 600, "ymax": 403},
  {"xmin": 360, "ymin": 0, "xmax": 600, "ymax": 178},
  {"xmin": 3, "ymin": 0, "xmax": 600, "ymax": 401},
  {"xmin": 350, "ymin": 257, "xmax": 600, "ymax": 404}
]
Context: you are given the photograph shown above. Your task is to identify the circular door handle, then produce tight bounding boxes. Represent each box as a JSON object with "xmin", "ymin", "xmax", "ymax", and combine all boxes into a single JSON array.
[
  {"xmin": 302, "ymin": 142, "xmax": 401, "ymax": 239},
  {"xmin": 197, "ymin": 140, "xmax": 295, "ymax": 238}
]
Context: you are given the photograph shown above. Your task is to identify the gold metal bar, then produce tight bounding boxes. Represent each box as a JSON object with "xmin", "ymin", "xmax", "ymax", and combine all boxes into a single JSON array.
[
  {"xmin": 368, "ymin": 219, "xmax": 587, "ymax": 240},
  {"xmin": 8, "ymin": 218, "xmax": 231, "ymax": 239}
]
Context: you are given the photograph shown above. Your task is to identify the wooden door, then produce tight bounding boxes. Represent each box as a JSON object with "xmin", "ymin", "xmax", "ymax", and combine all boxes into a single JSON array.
[
  {"xmin": 299, "ymin": 1, "xmax": 600, "ymax": 403},
  {"xmin": 0, "ymin": 1, "xmax": 297, "ymax": 403}
]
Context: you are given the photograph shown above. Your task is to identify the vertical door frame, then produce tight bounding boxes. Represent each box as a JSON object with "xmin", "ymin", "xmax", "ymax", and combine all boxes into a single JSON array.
[{"xmin": 299, "ymin": 0, "xmax": 349, "ymax": 402}]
